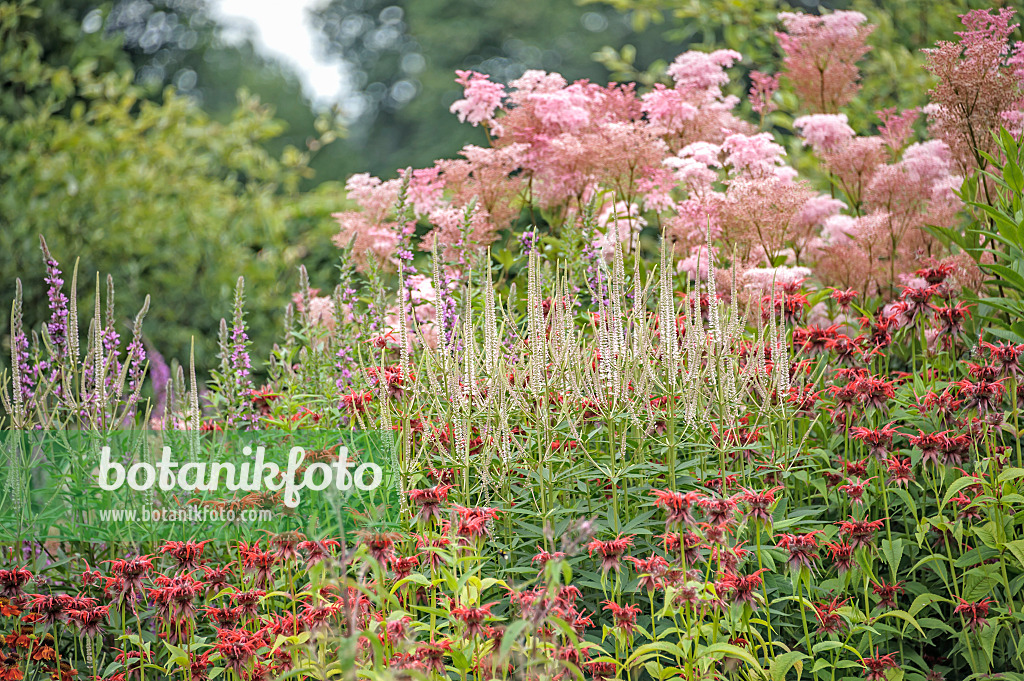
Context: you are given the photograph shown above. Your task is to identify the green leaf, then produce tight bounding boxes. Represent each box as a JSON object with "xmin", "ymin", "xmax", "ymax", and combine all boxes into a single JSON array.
[
  {"xmin": 875, "ymin": 609, "xmax": 925, "ymax": 637},
  {"xmin": 701, "ymin": 643, "xmax": 763, "ymax": 672},
  {"xmin": 769, "ymin": 651, "xmax": 807, "ymax": 681},
  {"xmin": 880, "ymin": 538, "xmax": 905, "ymax": 574},
  {"xmin": 1006, "ymin": 540, "xmax": 1024, "ymax": 571},
  {"xmin": 908, "ymin": 593, "xmax": 948, "ymax": 619},
  {"xmin": 943, "ymin": 475, "xmax": 984, "ymax": 507}
]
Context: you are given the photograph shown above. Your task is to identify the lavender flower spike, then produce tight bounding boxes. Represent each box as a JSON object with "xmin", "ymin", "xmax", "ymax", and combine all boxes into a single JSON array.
[{"xmin": 39, "ymin": 236, "xmax": 69, "ymax": 365}]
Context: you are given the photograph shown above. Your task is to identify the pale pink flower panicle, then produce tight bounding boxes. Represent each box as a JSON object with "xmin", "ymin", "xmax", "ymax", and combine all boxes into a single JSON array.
[
  {"xmin": 777, "ymin": 10, "xmax": 874, "ymax": 113},
  {"xmin": 749, "ymin": 71, "xmax": 780, "ymax": 116},
  {"xmin": 450, "ymin": 70, "xmax": 505, "ymax": 127},
  {"xmin": 924, "ymin": 8, "xmax": 1024, "ymax": 174},
  {"xmin": 793, "ymin": 114, "xmax": 855, "ymax": 154}
]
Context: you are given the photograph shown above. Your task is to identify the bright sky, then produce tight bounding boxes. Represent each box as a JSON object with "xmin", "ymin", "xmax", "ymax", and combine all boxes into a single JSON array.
[{"xmin": 212, "ymin": 0, "xmax": 347, "ymax": 107}]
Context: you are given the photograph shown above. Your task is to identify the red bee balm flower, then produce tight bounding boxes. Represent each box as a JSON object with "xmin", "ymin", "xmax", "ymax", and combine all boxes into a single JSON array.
[
  {"xmin": 838, "ymin": 517, "xmax": 885, "ymax": 550},
  {"xmin": 454, "ymin": 506, "xmax": 500, "ymax": 541},
  {"xmin": 861, "ymin": 650, "xmax": 898, "ymax": 681},
  {"xmin": 775, "ymin": 531, "xmax": 823, "ymax": 571},
  {"xmin": 871, "ymin": 580, "xmax": 904, "ymax": 610},
  {"xmin": 159, "ymin": 540, "xmax": 212, "ymax": 569},
  {"xmin": 407, "ymin": 484, "xmax": 453, "ymax": 525},
  {"xmin": 601, "ymin": 600, "xmax": 642, "ymax": 634},
  {"xmin": 813, "ymin": 596, "xmax": 848, "ymax": 634},
  {"xmin": 587, "ymin": 535, "xmax": 635, "ymax": 573},
  {"xmin": 838, "ymin": 477, "xmax": 874, "ymax": 506},
  {"xmin": 450, "ymin": 602, "xmax": 497, "ymax": 638},
  {"xmin": 698, "ymin": 495, "xmax": 740, "ymax": 527},
  {"xmin": 739, "ymin": 486, "xmax": 784, "ymax": 525},
  {"xmin": 826, "ymin": 541, "xmax": 856, "ymax": 573},
  {"xmin": 953, "ymin": 597, "xmax": 994, "ymax": 632},
  {"xmin": 626, "ymin": 555, "xmax": 669, "ymax": 591},
  {"xmin": 0, "ymin": 568, "xmax": 32, "ymax": 598},
  {"xmin": 650, "ymin": 489, "xmax": 703, "ymax": 527},
  {"xmin": 717, "ymin": 568, "xmax": 769, "ymax": 608},
  {"xmin": 885, "ymin": 456, "xmax": 914, "ymax": 486}
]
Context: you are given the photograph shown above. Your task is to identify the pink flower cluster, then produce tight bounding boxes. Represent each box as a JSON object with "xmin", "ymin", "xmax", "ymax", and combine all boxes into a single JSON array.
[{"xmin": 330, "ymin": 7, "xmax": 1022, "ymax": 298}]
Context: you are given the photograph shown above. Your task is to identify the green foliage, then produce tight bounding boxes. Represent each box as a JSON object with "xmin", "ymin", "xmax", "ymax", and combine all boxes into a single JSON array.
[
  {"xmin": 0, "ymin": 0, "xmax": 344, "ymax": 374},
  {"xmin": 937, "ymin": 129, "xmax": 1024, "ymax": 344}
]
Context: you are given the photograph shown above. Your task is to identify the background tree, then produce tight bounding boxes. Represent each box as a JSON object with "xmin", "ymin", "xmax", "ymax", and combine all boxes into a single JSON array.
[
  {"xmin": 311, "ymin": 0, "xmax": 675, "ymax": 177},
  {"xmin": 0, "ymin": 0, "xmax": 344, "ymax": 377}
]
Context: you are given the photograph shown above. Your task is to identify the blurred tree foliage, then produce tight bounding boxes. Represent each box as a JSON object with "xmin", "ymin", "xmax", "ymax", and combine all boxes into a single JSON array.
[
  {"xmin": 43, "ymin": 0, "xmax": 340, "ymax": 189},
  {"xmin": 0, "ymin": 0, "xmax": 346, "ymax": 376},
  {"xmin": 311, "ymin": 0, "xmax": 675, "ymax": 177}
]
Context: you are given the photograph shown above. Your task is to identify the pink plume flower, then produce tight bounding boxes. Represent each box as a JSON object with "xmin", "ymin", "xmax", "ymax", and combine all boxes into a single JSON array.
[
  {"xmin": 777, "ymin": 10, "xmax": 874, "ymax": 113},
  {"xmin": 793, "ymin": 114, "xmax": 855, "ymax": 153},
  {"xmin": 749, "ymin": 71, "xmax": 780, "ymax": 116},
  {"xmin": 667, "ymin": 49, "xmax": 742, "ymax": 95},
  {"xmin": 450, "ymin": 70, "xmax": 505, "ymax": 126},
  {"xmin": 876, "ymin": 107, "xmax": 920, "ymax": 154}
]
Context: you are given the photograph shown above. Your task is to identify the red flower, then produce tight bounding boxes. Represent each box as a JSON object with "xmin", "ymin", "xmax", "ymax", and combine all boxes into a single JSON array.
[
  {"xmin": 407, "ymin": 484, "xmax": 453, "ymax": 525},
  {"xmin": 739, "ymin": 486, "xmax": 784, "ymax": 525},
  {"xmin": 587, "ymin": 535, "xmax": 635, "ymax": 574},
  {"xmin": 838, "ymin": 517, "xmax": 885, "ymax": 550},
  {"xmin": 916, "ymin": 262, "xmax": 954, "ymax": 284},
  {"xmin": 588, "ymin": 660, "xmax": 618, "ymax": 681},
  {"xmin": 239, "ymin": 541, "xmax": 278, "ymax": 587},
  {"xmin": 298, "ymin": 539, "xmax": 341, "ymax": 567},
  {"xmin": 339, "ymin": 390, "xmax": 374, "ymax": 413},
  {"xmin": 698, "ymin": 495, "xmax": 739, "ymax": 527},
  {"xmin": 650, "ymin": 489, "xmax": 703, "ymax": 527},
  {"xmin": 203, "ymin": 605, "xmax": 243, "ymax": 627},
  {"xmin": 795, "ymin": 323, "xmax": 842, "ymax": 355},
  {"xmin": 28, "ymin": 594, "xmax": 70, "ymax": 626},
  {"xmin": 775, "ymin": 531, "xmax": 823, "ymax": 571},
  {"xmin": 601, "ymin": 600, "xmax": 642, "ymax": 634},
  {"xmin": 454, "ymin": 506, "xmax": 500, "ymax": 541},
  {"xmin": 849, "ymin": 423, "xmax": 899, "ymax": 459},
  {"xmin": 826, "ymin": 541, "xmax": 855, "ymax": 573},
  {"xmin": 813, "ymin": 596, "xmax": 848, "ymax": 635},
  {"xmin": 626, "ymin": 555, "xmax": 669, "ymax": 591},
  {"xmin": 215, "ymin": 628, "xmax": 263, "ymax": 679},
  {"xmin": 908, "ymin": 430, "xmax": 947, "ymax": 467},
  {"xmin": 854, "ymin": 375, "xmax": 895, "ymax": 411},
  {"xmin": 885, "ymin": 456, "xmax": 914, "ymax": 487},
  {"xmin": 531, "ymin": 548, "xmax": 566, "ymax": 568},
  {"xmin": 931, "ymin": 301, "xmax": 972, "ymax": 337},
  {"xmin": 717, "ymin": 569, "xmax": 769, "ymax": 609},
  {"xmin": 390, "ymin": 554, "xmax": 421, "ymax": 580},
  {"xmin": 953, "ymin": 597, "xmax": 993, "ymax": 632},
  {"xmin": 67, "ymin": 605, "xmax": 110, "ymax": 638},
  {"xmin": 840, "ymin": 457, "xmax": 869, "ymax": 478},
  {"xmin": 831, "ymin": 288, "xmax": 858, "ymax": 310},
  {"xmin": 159, "ymin": 540, "xmax": 212, "ymax": 570},
  {"xmin": 450, "ymin": 601, "xmax": 496, "ymax": 638},
  {"xmin": 356, "ymin": 531, "xmax": 400, "ymax": 565},
  {"xmin": 105, "ymin": 555, "xmax": 153, "ymax": 601},
  {"xmin": 0, "ymin": 651, "xmax": 23, "ymax": 681},
  {"xmin": 955, "ymin": 378, "xmax": 1006, "ymax": 414},
  {"xmin": 0, "ymin": 568, "xmax": 32, "ymax": 598},
  {"xmin": 980, "ymin": 340, "xmax": 1024, "ymax": 376},
  {"xmin": 861, "ymin": 649, "xmax": 898, "ymax": 680},
  {"xmin": 838, "ymin": 477, "xmax": 874, "ymax": 506},
  {"xmin": 871, "ymin": 580, "xmax": 904, "ymax": 610},
  {"xmin": 414, "ymin": 640, "xmax": 452, "ymax": 675},
  {"xmin": 230, "ymin": 589, "xmax": 266, "ymax": 618}
]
